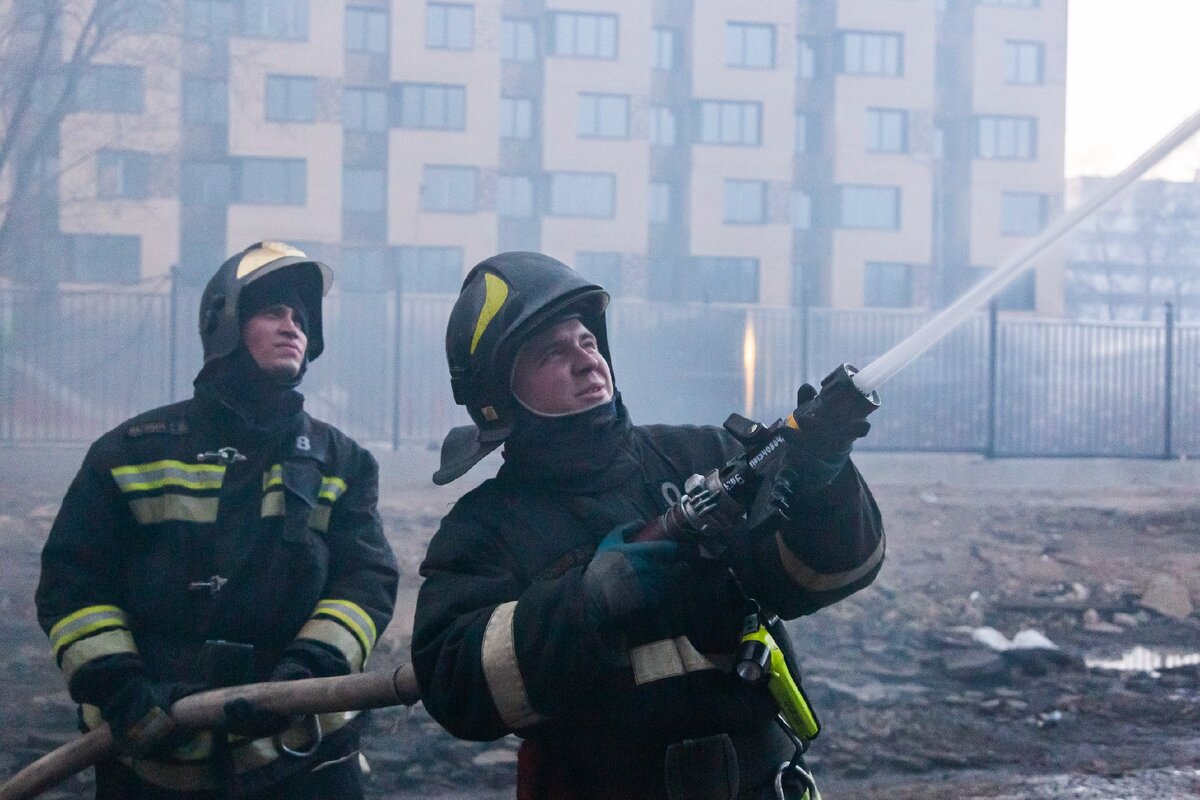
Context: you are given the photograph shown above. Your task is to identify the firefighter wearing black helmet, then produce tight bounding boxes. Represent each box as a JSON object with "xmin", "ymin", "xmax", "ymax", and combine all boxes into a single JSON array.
[
  {"xmin": 412, "ymin": 252, "xmax": 885, "ymax": 799},
  {"xmin": 36, "ymin": 242, "xmax": 398, "ymax": 799}
]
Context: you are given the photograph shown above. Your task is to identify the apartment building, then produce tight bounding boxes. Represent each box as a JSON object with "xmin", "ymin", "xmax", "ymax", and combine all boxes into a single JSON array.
[{"xmin": 8, "ymin": 0, "xmax": 1066, "ymax": 311}]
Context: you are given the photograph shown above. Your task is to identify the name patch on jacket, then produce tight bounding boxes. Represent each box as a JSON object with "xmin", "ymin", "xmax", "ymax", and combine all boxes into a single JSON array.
[{"xmin": 125, "ymin": 420, "xmax": 189, "ymax": 438}]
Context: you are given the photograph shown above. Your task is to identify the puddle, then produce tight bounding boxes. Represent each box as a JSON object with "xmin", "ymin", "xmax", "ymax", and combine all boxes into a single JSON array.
[{"xmin": 1085, "ymin": 645, "xmax": 1200, "ymax": 674}]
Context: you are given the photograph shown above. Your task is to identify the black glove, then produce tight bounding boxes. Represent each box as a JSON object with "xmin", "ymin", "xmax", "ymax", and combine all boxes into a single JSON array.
[
  {"xmin": 582, "ymin": 522, "xmax": 684, "ymax": 624},
  {"xmin": 100, "ymin": 677, "xmax": 202, "ymax": 759},
  {"xmin": 220, "ymin": 658, "xmax": 310, "ymax": 739},
  {"xmin": 783, "ymin": 382, "xmax": 870, "ymax": 483}
]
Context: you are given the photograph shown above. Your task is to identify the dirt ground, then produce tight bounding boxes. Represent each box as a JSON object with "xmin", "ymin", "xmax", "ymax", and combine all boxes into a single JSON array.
[{"xmin": 1, "ymin": 447, "xmax": 1198, "ymax": 799}]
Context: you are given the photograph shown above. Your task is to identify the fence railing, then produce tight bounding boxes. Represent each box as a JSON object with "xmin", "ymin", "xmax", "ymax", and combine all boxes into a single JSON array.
[{"xmin": 1, "ymin": 285, "xmax": 1196, "ymax": 458}]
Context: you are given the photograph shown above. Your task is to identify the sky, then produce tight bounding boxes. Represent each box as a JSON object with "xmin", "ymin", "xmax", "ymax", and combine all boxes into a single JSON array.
[{"xmin": 1066, "ymin": 0, "xmax": 1200, "ymax": 180}]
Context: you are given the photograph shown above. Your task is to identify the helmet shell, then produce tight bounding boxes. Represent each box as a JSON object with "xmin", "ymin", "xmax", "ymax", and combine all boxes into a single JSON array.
[{"xmin": 199, "ymin": 241, "xmax": 333, "ymax": 364}]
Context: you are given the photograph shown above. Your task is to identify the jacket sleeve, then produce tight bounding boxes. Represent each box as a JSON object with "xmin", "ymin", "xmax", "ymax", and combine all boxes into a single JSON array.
[
  {"xmin": 411, "ymin": 503, "xmax": 610, "ymax": 742},
  {"xmin": 289, "ymin": 447, "xmax": 399, "ymax": 676},
  {"xmin": 35, "ymin": 442, "xmax": 145, "ymax": 706},
  {"xmin": 723, "ymin": 459, "xmax": 885, "ymax": 620}
]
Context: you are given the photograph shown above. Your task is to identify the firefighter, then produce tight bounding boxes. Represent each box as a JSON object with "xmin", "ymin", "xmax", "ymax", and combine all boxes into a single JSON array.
[
  {"xmin": 35, "ymin": 242, "xmax": 398, "ymax": 799},
  {"xmin": 411, "ymin": 251, "xmax": 885, "ymax": 800}
]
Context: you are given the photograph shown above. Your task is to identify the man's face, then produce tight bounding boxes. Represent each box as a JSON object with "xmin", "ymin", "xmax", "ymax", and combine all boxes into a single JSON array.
[
  {"xmin": 511, "ymin": 318, "xmax": 613, "ymax": 415},
  {"xmin": 241, "ymin": 304, "xmax": 308, "ymax": 379}
]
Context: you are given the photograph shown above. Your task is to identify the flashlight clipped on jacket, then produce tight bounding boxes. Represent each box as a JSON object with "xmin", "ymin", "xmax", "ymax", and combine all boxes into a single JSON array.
[{"xmin": 734, "ymin": 614, "xmax": 821, "ymax": 745}]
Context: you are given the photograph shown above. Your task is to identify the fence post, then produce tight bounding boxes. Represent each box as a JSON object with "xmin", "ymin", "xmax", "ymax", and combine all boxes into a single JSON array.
[
  {"xmin": 985, "ymin": 300, "xmax": 998, "ymax": 458},
  {"xmin": 168, "ymin": 265, "xmax": 178, "ymax": 402},
  {"xmin": 390, "ymin": 271, "xmax": 404, "ymax": 452},
  {"xmin": 1163, "ymin": 301, "xmax": 1174, "ymax": 459}
]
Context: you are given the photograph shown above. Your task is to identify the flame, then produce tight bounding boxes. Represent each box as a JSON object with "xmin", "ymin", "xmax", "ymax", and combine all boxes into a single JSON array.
[{"xmin": 742, "ymin": 316, "xmax": 757, "ymax": 417}]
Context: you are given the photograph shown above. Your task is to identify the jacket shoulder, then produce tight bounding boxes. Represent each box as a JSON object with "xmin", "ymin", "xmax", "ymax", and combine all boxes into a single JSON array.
[
  {"xmin": 634, "ymin": 422, "xmax": 741, "ymax": 468},
  {"xmin": 89, "ymin": 400, "xmax": 194, "ymax": 452}
]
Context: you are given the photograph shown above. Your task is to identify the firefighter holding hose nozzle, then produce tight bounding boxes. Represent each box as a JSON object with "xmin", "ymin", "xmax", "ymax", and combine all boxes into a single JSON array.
[{"xmin": 412, "ymin": 251, "xmax": 884, "ymax": 800}]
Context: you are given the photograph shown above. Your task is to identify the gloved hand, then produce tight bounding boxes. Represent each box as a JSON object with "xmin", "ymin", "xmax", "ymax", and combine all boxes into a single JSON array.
[
  {"xmin": 100, "ymin": 676, "xmax": 203, "ymax": 759},
  {"xmin": 220, "ymin": 659, "xmax": 310, "ymax": 739},
  {"xmin": 782, "ymin": 382, "xmax": 871, "ymax": 487},
  {"xmin": 582, "ymin": 522, "xmax": 684, "ymax": 624}
]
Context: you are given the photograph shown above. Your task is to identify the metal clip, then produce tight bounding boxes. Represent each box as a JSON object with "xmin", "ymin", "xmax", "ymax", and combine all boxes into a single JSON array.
[
  {"xmin": 188, "ymin": 575, "xmax": 228, "ymax": 596},
  {"xmin": 276, "ymin": 714, "xmax": 322, "ymax": 758},
  {"xmin": 197, "ymin": 447, "xmax": 246, "ymax": 465}
]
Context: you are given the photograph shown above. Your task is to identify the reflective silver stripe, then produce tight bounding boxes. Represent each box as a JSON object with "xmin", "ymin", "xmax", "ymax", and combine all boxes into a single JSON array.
[
  {"xmin": 312, "ymin": 599, "xmax": 376, "ymax": 655},
  {"xmin": 318, "ymin": 477, "xmax": 347, "ymax": 503},
  {"xmin": 629, "ymin": 636, "xmax": 717, "ymax": 686},
  {"xmin": 775, "ymin": 531, "xmax": 885, "ymax": 593},
  {"xmin": 129, "ymin": 494, "xmax": 220, "ymax": 524},
  {"xmin": 262, "ymin": 464, "xmax": 283, "ymax": 491},
  {"xmin": 261, "ymin": 490, "xmax": 285, "ymax": 518},
  {"xmin": 111, "ymin": 460, "xmax": 224, "ymax": 493},
  {"xmin": 308, "ymin": 505, "xmax": 332, "ymax": 532},
  {"xmin": 49, "ymin": 605, "xmax": 129, "ymax": 654},
  {"xmin": 60, "ymin": 628, "xmax": 139, "ymax": 682},
  {"xmin": 297, "ymin": 618, "xmax": 366, "ymax": 672},
  {"xmin": 481, "ymin": 601, "xmax": 545, "ymax": 729}
]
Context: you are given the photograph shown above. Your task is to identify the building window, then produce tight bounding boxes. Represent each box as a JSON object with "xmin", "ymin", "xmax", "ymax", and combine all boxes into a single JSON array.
[
  {"xmin": 242, "ymin": 0, "xmax": 308, "ymax": 40},
  {"xmin": 397, "ymin": 246, "xmax": 463, "ymax": 293},
  {"xmin": 689, "ymin": 257, "xmax": 760, "ymax": 303},
  {"xmin": 649, "ymin": 106, "xmax": 677, "ymax": 146},
  {"xmin": 548, "ymin": 11, "xmax": 617, "ymax": 59},
  {"xmin": 576, "ymin": 252, "xmax": 622, "ymax": 295},
  {"xmin": 976, "ymin": 115, "xmax": 1037, "ymax": 159},
  {"xmin": 393, "ymin": 83, "xmax": 466, "ymax": 130},
  {"xmin": 839, "ymin": 31, "xmax": 903, "ymax": 76},
  {"xmin": 341, "ymin": 246, "xmax": 388, "ymax": 291},
  {"xmin": 652, "ymin": 28, "xmax": 677, "ymax": 70},
  {"xmin": 864, "ymin": 262, "xmax": 912, "ymax": 307},
  {"xmin": 791, "ymin": 190, "xmax": 811, "ymax": 229},
  {"xmin": 696, "ymin": 100, "xmax": 762, "ymax": 146},
  {"xmin": 500, "ymin": 97, "xmax": 533, "ymax": 139},
  {"xmin": 1004, "ymin": 40, "xmax": 1044, "ymax": 84},
  {"xmin": 265, "ymin": 75, "xmax": 316, "ymax": 123},
  {"xmin": 978, "ymin": 0, "xmax": 1040, "ymax": 7},
  {"xmin": 70, "ymin": 235, "xmax": 141, "ymax": 283},
  {"xmin": 96, "ymin": 150, "xmax": 150, "ymax": 199},
  {"xmin": 723, "ymin": 179, "xmax": 766, "ymax": 224},
  {"xmin": 181, "ymin": 161, "xmax": 231, "ymax": 206},
  {"xmin": 427, "ymin": 3, "xmax": 473, "ymax": 50},
  {"xmin": 346, "ymin": 6, "xmax": 388, "ymax": 53},
  {"xmin": 343, "ymin": 167, "xmax": 387, "ymax": 212},
  {"xmin": 649, "ymin": 181, "xmax": 671, "ymax": 223},
  {"xmin": 973, "ymin": 266, "xmax": 1035, "ymax": 309},
  {"xmin": 797, "ymin": 37, "xmax": 816, "ymax": 79},
  {"xmin": 75, "ymin": 65, "xmax": 143, "ymax": 113},
  {"xmin": 111, "ymin": 4, "xmax": 170, "ymax": 32},
  {"xmin": 725, "ymin": 22, "xmax": 774, "ymax": 69},
  {"xmin": 497, "ymin": 175, "xmax": 534, "ymax": 218},
  {"xmin": 343, "ymin": 87, "xmax": 387, "ymax": 131},
  {"xmin": 183, "ymin": 77, "xmax": 227, "ymax": 124},
  {"xmin": 840, "ymin": 185, "xmax": 900, "ymax": 229},
  {"xmin": 502, "ymin": 18, "xmax": 537, "ymax": 62},
  {"xmin": 422, "ymin": 165, "xmax": 477, "ymax": 212},
  {"xmin": 1001, "ymin": 191, "xmax": 1048, "ymax": 235},
  {"xmin": 795, "ymin": 113, "xmax": 810, "ymax": 154},
  {"xmin": 236, "ymin": 157, "xmax": 306, "ymax": 205},
  {"xmin": 184, "ymin": 0, "xmax": 235, "ymax": 39},
  {"xmin": 548, "ymin": 171, "xmax": 615, "ymax": 217},
  {"xmin": 577, "ymin": 93, "xmax": 628, "ymax": 139},
  {"xmin": 865, "ymin": 108, "xmax": 908, "ymax": 153}
]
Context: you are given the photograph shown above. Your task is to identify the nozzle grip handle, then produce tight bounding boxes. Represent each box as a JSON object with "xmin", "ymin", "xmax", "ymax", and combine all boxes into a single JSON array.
[{"xmin": 786, "ymin": 364, "xmax": 880, "ymax": 429}]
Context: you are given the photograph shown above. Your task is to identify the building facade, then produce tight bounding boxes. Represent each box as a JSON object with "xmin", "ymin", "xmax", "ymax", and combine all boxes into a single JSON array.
[{"xmin": 3, "ymin": 0, "xmax": 1066, "ymax": 311}]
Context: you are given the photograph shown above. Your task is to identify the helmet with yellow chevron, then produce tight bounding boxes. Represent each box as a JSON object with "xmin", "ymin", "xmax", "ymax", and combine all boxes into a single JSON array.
[
  {"xmin": 436, "ymin": 251, "xmax": 610, "ymax": 484},
  {"xmin": 199, "ymin": 241, "xmax": 333, "ymax": 364}
]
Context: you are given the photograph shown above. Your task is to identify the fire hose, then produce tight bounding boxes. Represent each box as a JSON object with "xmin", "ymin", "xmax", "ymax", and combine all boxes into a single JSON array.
[{"xmin": 0, "ymin": 666, "xmax": 420, "ymax": 800}]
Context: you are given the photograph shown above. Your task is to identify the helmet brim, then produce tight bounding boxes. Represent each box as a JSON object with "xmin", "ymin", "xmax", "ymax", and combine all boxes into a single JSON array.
[{"xmin": 432, "ymin": 425, "xmax": 504, "ymax": 485}]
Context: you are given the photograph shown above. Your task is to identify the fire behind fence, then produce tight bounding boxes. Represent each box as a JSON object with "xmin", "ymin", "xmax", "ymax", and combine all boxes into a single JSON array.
[{"xmin": 1, "ymin": 285, "xmax": 1196, "ymax": 458}]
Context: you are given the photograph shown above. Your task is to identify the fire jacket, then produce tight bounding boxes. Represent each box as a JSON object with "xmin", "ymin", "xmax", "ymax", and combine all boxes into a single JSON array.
[
  {"xmin": 35, "ymin": 393, "xmax": 398, "ymax": 796},
  {"xmin": 412, "ymin": 406, "xmax": 884, "ymax": 798}
]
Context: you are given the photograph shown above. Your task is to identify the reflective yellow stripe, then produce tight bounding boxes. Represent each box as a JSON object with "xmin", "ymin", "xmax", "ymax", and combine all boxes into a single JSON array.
[
  {"xmin": 261, "ymin": 490, "xmax": 285, "ymax": 518},
  {"xmin": 112, "ymin": 460, "xmax": 225, "ymax": 493},
  {"xmin": 312, "ymin": 599, "xmax": 376, "ymax": 655},
  {"xmin": 60, "ymin": 628, "xmax": 139, "ymax": 683},
  {"xmin": 318, "ymin": 476, "xmax": 347, "ymax": 503},
  {"xmin": 296, "ymin": 618, "xmax": 366, "ymax": 671},
  {"xmin": 481, "ymin": 601, "xmax": 544, "ymax": 729},
  {"xmin": 308, "ymin": 505, "xmax": 331, "ymax": 532},
  {"xmin": 775, "ymin": 532, "xmax": 885, "ymax": 593},
  {"xmin": 629, "ymin": 636, "xmax": 717, "ymax": 686},
  {"xmin": 262, "ymin": 464, "xmax": 283, "ymax": 491},
  {"xmin": 470, "ymin": 272, "xmax": 509, "ymax": 354},
  {"xmin": 129, "ymin": 494, "xmax": 220, "ymax": 525},
  {"xmin": 49, "ymin": 605, "xmax": 129, "ymax": 654}
]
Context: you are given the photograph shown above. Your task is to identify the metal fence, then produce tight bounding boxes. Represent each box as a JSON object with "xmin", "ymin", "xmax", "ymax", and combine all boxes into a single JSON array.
[{"xmin": 2, "ymin": 284, "xmax": 1196, "ymax": 458}]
